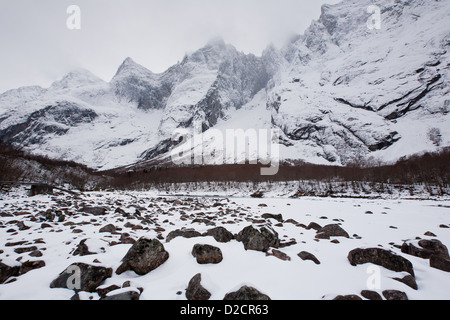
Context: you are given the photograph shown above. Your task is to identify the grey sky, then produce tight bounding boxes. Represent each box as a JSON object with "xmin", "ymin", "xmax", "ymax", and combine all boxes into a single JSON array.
[{"xmin": 0, "ymin": 0, "xmax": 341, "ymax": 93}]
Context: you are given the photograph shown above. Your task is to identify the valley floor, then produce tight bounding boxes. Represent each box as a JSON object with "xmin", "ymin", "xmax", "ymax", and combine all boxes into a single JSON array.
[{"xmin": 0, "ymin": 187, "xmax": 449, "ymax": 300}]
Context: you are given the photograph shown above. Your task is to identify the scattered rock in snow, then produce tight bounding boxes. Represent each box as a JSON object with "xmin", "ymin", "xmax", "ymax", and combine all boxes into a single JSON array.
[
  {"xmin": 0, "ymin": 262, "xmax": 20, "ymax": 284},
  {"xmin": 166, "ymin": 228, "xmax": 203, "ymax": 242},
  {"xmin": 393, "ymin": 274, "xmax": 418, "ymax": 290},
  {"xmin": 97, "ymin": 284, "xmax": 121, "ymax": 298},
  {"xmin": 116, "ymin": 238, "xmax": 169, "ymax": 275},
  {"xmin": 79, "ymin": 206, "xmax": 107, "ymax": 216},
  {"xmin": 306, "ymin": 222, "xmax": 322, "ymax": 231},
  {"xmin": 401, "ymin": 239, "xmax": 449, "ymax": 259},
  {"xmin": 192, "ymin": 244, "xmax": 223, "ymax": 264},
  {"xmin": 348, "ymin": 248, "xmax": 415, "ymax": 277},
  {"xmin": 186, "ymin": 273, "xmax": 211, "ymax": 300},
  {"xmin": 101, "ymin": 290, "xmax": 140, "ymax": 300},
  {"xmin": 72, "ymin": 239, "xmax": 95, "ymax": 256},
  {"xmin": 332, "ymin": 294, "xmax": 362, "ymax": 300},
  {"xmin": 50, "ymin": 263, "xmax": 112, "ymax": 292},
  {"xmin": 298, "ymin": 251, "xmax": 321, "ymax": 265},
  {"xmin": 316, "ymin": 224, "xmax": 349, "ymax": 240},
  {"xmin": 360, "ymin": 290, "xmax": 383, "ymax": 300},
  {"xmin": 99, "ymin": 224, "xmax": 119, "ymax": 234},
  {"xmin": 266, "ymin": 249, "xmax": 291, "ymax": 261},
  {"xmin": 235, "ymin": 225, "xmax": 280, "ymax": 252},
  {"xmin": 19, "ymin": 260, "xmax": 46, "ymax": 275},
  {"xmin": 430, "ymin": 254, "xmax": 450, "ymax": 272},
  {"xmin": 223, "ymin": 286, "xmax": 271, "ymax": 301},
  {"xmin": 203, "ymin": 226, "xmax": 234, "ymax": 243},
  {"xmin": 382, "ymin": 290, "xmax": 408, "ymax": 300},
  {"xmin": 261, "ymin": 213, "xmax": 283, "ymax": 222}
]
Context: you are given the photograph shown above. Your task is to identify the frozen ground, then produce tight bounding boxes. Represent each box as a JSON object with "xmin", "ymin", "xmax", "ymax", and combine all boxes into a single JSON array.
[{"xmin": 0, "ymin": 187, "xmax": 449, "ymax": 300}]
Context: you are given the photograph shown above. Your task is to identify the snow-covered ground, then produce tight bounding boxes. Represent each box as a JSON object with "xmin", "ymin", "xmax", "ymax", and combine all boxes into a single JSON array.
[{"xmin": 0, "ymin": 187, "xmax": 449, "ymax": 300}]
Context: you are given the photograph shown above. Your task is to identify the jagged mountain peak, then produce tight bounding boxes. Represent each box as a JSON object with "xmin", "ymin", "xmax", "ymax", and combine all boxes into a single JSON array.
[{"xmin": 0, "ymin": 0, "xmax": 448, "ymax": 170}]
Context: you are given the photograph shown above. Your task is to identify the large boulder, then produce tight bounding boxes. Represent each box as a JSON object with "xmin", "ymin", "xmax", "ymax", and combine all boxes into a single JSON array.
[
  {"xmin": 401, "ymin": 239, "xmax": 449, "ymax": 259},
  {"xmin": 382, "ymin": 290, "xmax": 408, "ymax": 300},
  {"xmin": 166, "ymin": 229, "xmax": 203, "ymax": 243},
  {"xmin": 348, "ymin": 248, "xmax": 415, "ymax": 277},
  {"xmin": 50, "ymin": 263, "xmax": 112, "ymax": 292},
  {"xmin": 316, "ymin": 224, "xmax": 349, "ymax": 240},
  {"xmin": 235, "ymin": 225, "xmax": 280, "ymax": 252},
  {"xmin": 116, "ymin": 238, "xmax": 169, "ymax": 275},
  {"xmin": 192, "ymin": 244, "xmax": 223, "ymax": 264},
  {"xmin": 223, "ymin": 286, "xmax": 271, "ymax": 301},
  {"xmin": 203, "ymin": 227, "xmax": 234, "ymax": 243},
  {"xmin": 79, "ymin": 206, "xmax": 107, "ymax": 216},
  {"xmin": 430, "ymin": 255, "xmax": 450, "ymax": 272},
  {"xmin": 186, "ymin": 273, "xmax": 211, "ymax": 300},
  {"xmin": 0, "ymin": 262, "xmax": 20, "ymax": 284}
]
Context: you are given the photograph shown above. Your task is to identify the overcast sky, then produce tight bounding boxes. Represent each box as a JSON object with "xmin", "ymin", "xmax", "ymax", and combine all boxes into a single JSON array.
[{"xmin": 0, "ymin": 0, "xmax": 341, "ymax": 93}]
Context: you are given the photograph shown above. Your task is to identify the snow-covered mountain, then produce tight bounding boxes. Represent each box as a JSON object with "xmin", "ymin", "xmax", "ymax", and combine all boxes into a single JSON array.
[{"xmin": 0, "ymin": 0, "xmax": 449, "ymax": 170}]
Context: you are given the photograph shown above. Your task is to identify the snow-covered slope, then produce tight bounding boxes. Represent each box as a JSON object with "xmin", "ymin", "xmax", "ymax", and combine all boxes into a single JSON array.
[
  {"xmin": 267, "ymin": 0, "xmax": 450, "ymax": 164},
  {"xmin": 0, "ymin": 0, "xmax": 449, "ymax": 170}
]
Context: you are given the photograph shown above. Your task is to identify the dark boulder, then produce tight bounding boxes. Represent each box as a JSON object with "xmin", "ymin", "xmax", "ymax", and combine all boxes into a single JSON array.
[
  {"xmin": 186, "ymin": 273, "xmax": 211, "ymax": 300},
  {"xmin": 223, "ymin": 286, "xmax": 271, "ymax": 301},
  {"xmin": 306, "ymin": 222, "xmax": 322, "ymax": 231},
  {"xmin": 360, "ymin": 290, "xmax": 383, "ymax": 300},
  {"xmin": 316, "ymin": 224, "xmax": 349, "ymax": 240},
  {"xmin": 235, "ymin": 225, "xmax": 280, "ymax": 252},
  {"xmin": 79, "ymin": 206, "xmax": 107, "ymax": 216},
  {"xmin": 72, "ymin": 239, "xmax": 95, "ymax": 256},
  {"xmin": 101, "ymin": 290, "xmax": 140, "ymax": 300},
  {"xmin": 166, "ymin": 228, "xmax": 203, "ymax": 243},
  {"xmin": 382, "ymin": 290, "xmax": 408, "ymax": 300},
  {"xmin": 393, "ymin": 275, "xmax": 418, "ymax": 290},
  {"xmin": 192, "ymin": 244, "xmax": 223, "ymax": 264},
  {"xmin": 261, "ymin": 213, "xmax": 283, "ymax": 223},
  {"xmin": 50, "ymin": 263, "xmax": 112, "ymax": 292},
  {"xmin": 430, "ymin": 254, "xmax": 450, "ymax": 272},
  {"xmin": 348, "ymin": 248, "xmax": 415, "ymax": 277},
  {"xmin": 116, "ymin": 238, "xmax": 169, "ymax": 275},
  {"xmin": 0, "ymin": 262, "xmax": 20, "ymax": 284},
  {"xmin": 298, "ymin": 251, "xmax": 321, "ymax": 265},
  {"xmin": 19, "ymin": 260, "xmax": 46, "ymax": 275},
  {"xmin": 401, "ymin": 239, "xmax": 449, "ymax": 259},
  {"xmin": 333, "ymin": 295, "xmax": 362, "ymax": 300},
  {"xmin": 203, "ymin": 227, "xmax": 234, "ymax": 243}
]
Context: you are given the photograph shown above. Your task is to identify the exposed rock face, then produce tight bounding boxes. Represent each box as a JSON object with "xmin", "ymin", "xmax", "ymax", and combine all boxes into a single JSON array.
[
  {"xmin": 223, "ymin": 286, "xmax": 271, "ymax": 301},
  {"xmin": 50, "ymin": 263, "xmax": 112, "ymax": 292},
  {"xmin": 1, "ymin": 0, "xmax": 448, "ymax": 170},
  {"xmin": 116, "ymin": 238, "xmax": 169, "ymax": 275},
  {"xmin": 347, "ymin": 248, "xmax": 415, "ymax": 277},
  {"xmin": 186, "ymin": 273, "xmax": 211, "ymax": 301},
  {"xmin": 235, "ymin": 225, "xmax": 280, "ymax": 252}
]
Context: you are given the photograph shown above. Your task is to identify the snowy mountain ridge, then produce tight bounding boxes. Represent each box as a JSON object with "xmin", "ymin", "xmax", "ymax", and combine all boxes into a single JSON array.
[{"xmin": 0, "ymin": 0, "xmax": 449, "ymax": 170}]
